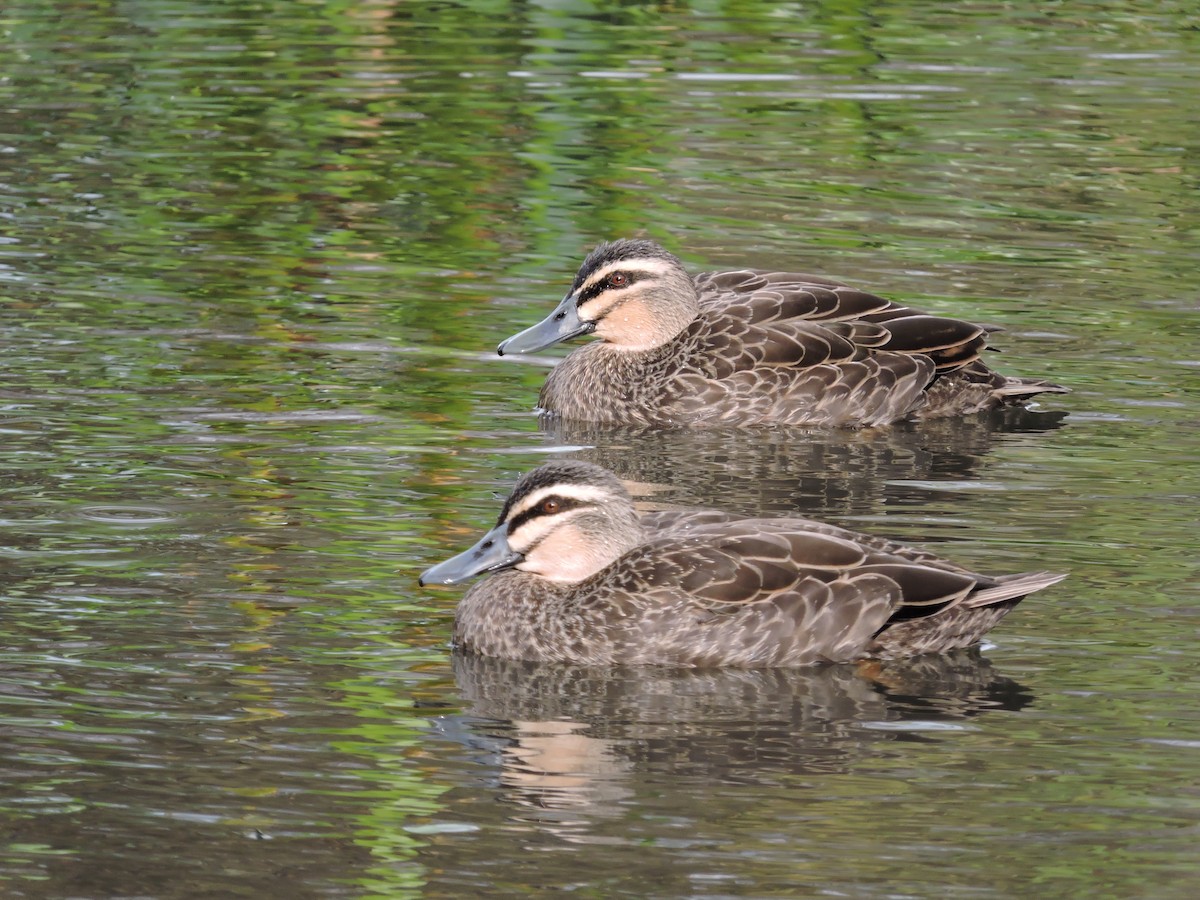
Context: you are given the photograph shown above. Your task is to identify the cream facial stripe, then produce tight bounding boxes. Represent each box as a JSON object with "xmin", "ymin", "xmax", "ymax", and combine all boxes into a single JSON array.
[
  {"xmin": 575, "ymin": 258, "xmax": 674, "ymax": 296},
  {"xmin": 506, "ymin": 507, "xmax": 581, "ymax": 553},
  {"xmin": 504, "ymin": 483, "xmax": 614, "ymax": 522}
]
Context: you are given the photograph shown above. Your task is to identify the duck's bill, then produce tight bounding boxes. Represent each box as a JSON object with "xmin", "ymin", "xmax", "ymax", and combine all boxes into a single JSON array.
[
  {"xmin": 497, "ymin": 294, "xmax": 594, "ymax": 356},
  {"xmin": 419, "ymin": 524, "xmax": 523, "ymax": 586}
]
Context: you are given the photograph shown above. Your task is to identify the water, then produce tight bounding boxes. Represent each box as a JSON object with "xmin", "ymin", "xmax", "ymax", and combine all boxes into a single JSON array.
[{"xmin": 2, "ymin": 1, "xmax": 1199, "ymax": 897}]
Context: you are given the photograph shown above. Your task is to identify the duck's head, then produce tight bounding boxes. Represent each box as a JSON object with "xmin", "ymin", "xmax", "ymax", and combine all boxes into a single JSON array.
[
  {"xmin": 419, "ymin": 460, "xmax": 644, "ymax": 586},
  {"xmin": 497, "ymin": 239, "xmax": 698, "ymax": 356}
]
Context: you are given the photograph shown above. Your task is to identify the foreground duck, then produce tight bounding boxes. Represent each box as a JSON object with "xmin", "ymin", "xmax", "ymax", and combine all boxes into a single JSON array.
[
  {"xmin": 420, "ymin": 461, "xmax": 1065, "ymax": 667},
  {"xmin": 498, "ymin": 239, "xmax": 1067, "ymax": 427}
]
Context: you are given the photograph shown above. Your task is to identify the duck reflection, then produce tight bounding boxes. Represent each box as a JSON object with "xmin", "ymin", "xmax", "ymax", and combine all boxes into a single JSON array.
[
  {"xmin": 443, "ymin": 651, "xmax": 1031, "ymax": 816},
  {"xmin": 542, "ymin": 407, "xmax": 1066, "ymax": 518}
]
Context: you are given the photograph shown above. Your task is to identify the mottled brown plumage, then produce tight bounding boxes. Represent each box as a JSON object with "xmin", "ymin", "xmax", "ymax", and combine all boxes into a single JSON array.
[
  {"xmin": 419, "ymin": 461, "xmax": 1065, "ymax": 667},
  {"xmin": 497, "ymin": 239, "xmax": 1067, "ymax": 427}
]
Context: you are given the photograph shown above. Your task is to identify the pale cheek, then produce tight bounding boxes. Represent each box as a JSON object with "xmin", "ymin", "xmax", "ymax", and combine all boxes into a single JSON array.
[
  {"xmin": 596, "ymin": 301, "xmax": 660, "ymax": 349},
  {"xmin": 577, "ymin": 297, "xmax": 612, "ymax": 324},
  {"xmin": 519, "ymin": 529, "xmax": 607, "ymax": 583}
]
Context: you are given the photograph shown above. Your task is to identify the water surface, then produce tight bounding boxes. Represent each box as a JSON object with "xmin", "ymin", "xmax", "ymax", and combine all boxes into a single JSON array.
[{"xmin": 2, "ymin": 1, "xmax": 1198, "ymax": 897}]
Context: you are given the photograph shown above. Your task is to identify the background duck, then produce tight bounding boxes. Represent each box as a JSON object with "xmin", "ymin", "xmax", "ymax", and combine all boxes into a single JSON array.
[
  {"xmin": 498, "ymin": 239, "xmax": 1068, "ymax": 427},
  {"xmin": 420, "ymin": 460, "xmax": 1065, "ymax": 667}
]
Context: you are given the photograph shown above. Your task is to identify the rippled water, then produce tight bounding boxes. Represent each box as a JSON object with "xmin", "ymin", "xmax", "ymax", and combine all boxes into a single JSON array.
[{"xmin": 2, "ymin": 1, "xmax": 1199, "ymax": 897}]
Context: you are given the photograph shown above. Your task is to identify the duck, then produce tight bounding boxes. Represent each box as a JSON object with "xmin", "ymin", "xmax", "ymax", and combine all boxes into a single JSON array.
[
  {"xmin": 497, "ymin": 239, "xmax": 1067, "ymax": 427},
  {"xmin": 419, "ymin": 460, "xmax": 1065, "ymax": 667}
]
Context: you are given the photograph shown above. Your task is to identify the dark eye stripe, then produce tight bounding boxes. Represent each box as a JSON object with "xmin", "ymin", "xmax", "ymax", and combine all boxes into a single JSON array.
[
  {"xmin": 507, "ymin": 495, "xmax": 582, "ymax": 533},
  {"xmin": 576, "ymin": 270, "xmax": 643, "ymax": 306}
]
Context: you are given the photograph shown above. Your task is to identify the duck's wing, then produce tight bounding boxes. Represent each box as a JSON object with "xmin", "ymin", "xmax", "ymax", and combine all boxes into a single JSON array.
[
  {"xmin": 696, "ymin": 269, "xmax": 992, "ymax": 374},
  {"xmin": 697, "ymin": 268, "xmax": 913, "ymax": 324},
  {"xmin": 673, "ymin": 305, "xmax": 936, "ymax": 426},
  {"xmin": 597, "ymin": 519, "xmax": 1015, "ymax": 665}
]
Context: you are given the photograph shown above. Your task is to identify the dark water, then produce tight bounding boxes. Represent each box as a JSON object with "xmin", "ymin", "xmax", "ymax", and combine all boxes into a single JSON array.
[{"xmin": 2, "ymin": 1, "xmax": 1199, "ymax": 897}]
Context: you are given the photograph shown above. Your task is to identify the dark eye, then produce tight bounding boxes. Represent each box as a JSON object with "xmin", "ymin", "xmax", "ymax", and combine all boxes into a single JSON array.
[
  {"xmin": 609, "ymin": 272, "xmax": 628, "ymax": 287},
  {"xmin": 541, "ymin": 499, "xmax": 560, "ymax": 514}
]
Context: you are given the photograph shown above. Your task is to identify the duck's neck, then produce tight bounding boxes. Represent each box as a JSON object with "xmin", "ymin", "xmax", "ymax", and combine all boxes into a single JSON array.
[{"xmin": 539, "ymin": 340, "xmax": 678, "ymax": 425}]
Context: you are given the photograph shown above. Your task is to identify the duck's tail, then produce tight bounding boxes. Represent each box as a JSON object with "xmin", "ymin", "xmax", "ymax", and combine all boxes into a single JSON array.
[
  {"xmin": 871, "ymin": 570, "xmax": 1066, "ymax": 657},
  {"xmin": 992, "ymin": 375, "xmax": 1071, "ymax": 401},
  {"xmin": 965, "ymin": 570, "xmax": 1068, "ymax": 608}
]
